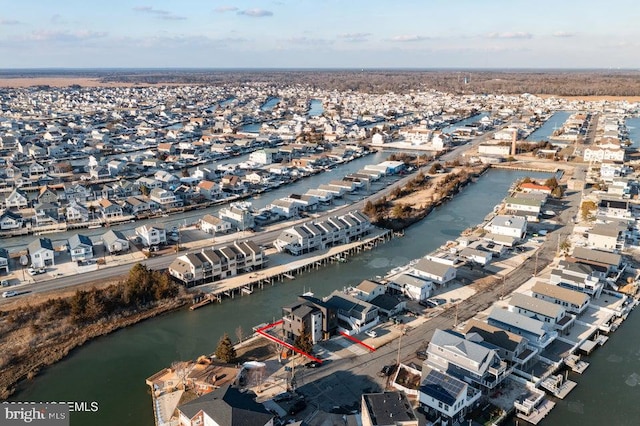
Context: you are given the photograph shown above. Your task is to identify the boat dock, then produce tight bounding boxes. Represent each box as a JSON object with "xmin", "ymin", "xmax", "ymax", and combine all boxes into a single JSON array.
[
  {"xmin": 564, "ymin": 354, "xmax": 589, "ymax": 374},
  {"xmin": 190, "ymin": 229, "xmax": 393, "ymax": 310}
]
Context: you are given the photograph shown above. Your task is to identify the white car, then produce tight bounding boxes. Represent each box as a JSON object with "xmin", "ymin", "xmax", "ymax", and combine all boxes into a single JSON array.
[
  {"xmin": 1, "ymin": 280, "xmax": 9, "ymax": 287},
  {"xmin": 27, "ymin": 268, "xmax": 37, "ymax": 276},
  {"xmin": 365, "ymin": 330, "xmax": 377, "ymax": 338},
  {"xmin": 2, "ymin": 291, "xmax": 17, "ymax": 298}
]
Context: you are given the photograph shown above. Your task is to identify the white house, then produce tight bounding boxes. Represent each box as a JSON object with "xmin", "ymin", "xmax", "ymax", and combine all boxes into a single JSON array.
[
  {"xmin": 420, "ymin": 366, "xmax": 481, "ymax": 423},
  {"xmin": 199, "ymin": 214, "xmax": 232, "ymax": 234},
  {"xmin": 28, "ymin": 238, "xmax": 55, "ymax": 268},
  {"xmin": 484, "ymin": 215, "xmax": 527, "ymax": 246},
  {"xmin": 389, "ymin": 273, "xmax": 433, "ymax": 301},
  {"xmin": 102, "ymin": 229, "xmax": 130, "ymax": 254},
  {"xmin": 68, "ymin": 234, "xmax": 94, "ymax": 261},
  {"xmin": 135, "ymin": 224, "xmax": 167, "ymax": 247},
  {"xmin": 412, "ymin": 258, "xmax": 456, "ymax": 286}
]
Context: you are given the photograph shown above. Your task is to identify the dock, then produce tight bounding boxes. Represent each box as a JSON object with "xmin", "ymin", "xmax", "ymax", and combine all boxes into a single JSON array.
[
  {"xmin": 540, "ymin": 374, "xmax": 577, "ymax": 399},
  {"xmin": 564, "ymin": 354, "xmax": 589, "ymax": 374},
  {"xmin": 189, "ymin": 229, "xmax": 393, "ymax": 309},
  {"xmin": 516, "ymin": 399, "xmax": 555, "ymax": 425}
]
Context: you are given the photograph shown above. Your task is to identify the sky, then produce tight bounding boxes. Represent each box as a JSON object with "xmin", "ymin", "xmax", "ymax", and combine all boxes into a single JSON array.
[{"xmin": 0, "ymin": 0, "xmax": 638, "ymax": 69}]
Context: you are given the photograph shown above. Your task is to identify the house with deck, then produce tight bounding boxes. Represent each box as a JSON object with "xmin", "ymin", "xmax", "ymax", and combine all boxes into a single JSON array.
[
  {"xmin": 508, "ymin": 292, "xmax": 575, "ymax": 334},
  {"xmin": 28, "ymin": 237, "xmax": 55, "ymax": 268},
  {"xmin": 68, "ymin": 234, "xmax": 94, "ymax": 261},
  {"xmin": 102, "ymin": 229, "xmax": 130, "ymax": 254},
  {"xmin": 411, "ymin": 258, "xmax": 456, "ymax": 286},
  {"xmin": 488, "ymin": 308, "xmax": 557, "ymax": 349},
  {"xmin": 531, "ymin": 282, "xmax": 590, "ymax": 315}
]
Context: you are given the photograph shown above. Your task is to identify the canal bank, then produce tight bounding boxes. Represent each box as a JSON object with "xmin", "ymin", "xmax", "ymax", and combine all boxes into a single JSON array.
[{"xmin": 8, "ymin": 168, "xmax": 551, "ymax": 426}]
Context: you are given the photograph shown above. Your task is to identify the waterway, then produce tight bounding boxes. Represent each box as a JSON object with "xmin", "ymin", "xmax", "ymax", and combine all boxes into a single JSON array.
[
  {"xmin": 308, "ymin": 99, "xmax": 323, "ymax": 117},
  {"xmin": 0, "ymin": 152, "xmax": 387, "ymax": 251},
  {"xmin": 625, "ymin": 116, "xmax": 640, "ymax": 148},
  {"xmin": 526, "ymin": 111, "xmax": 572, "ymax": 142},
  {"xmin": 10, "ymin": 168, "xmax": 550, "ymax": 426},
  {"xmin": 441, "ymin": 112, "xmax": 489, "ymax": 134}
]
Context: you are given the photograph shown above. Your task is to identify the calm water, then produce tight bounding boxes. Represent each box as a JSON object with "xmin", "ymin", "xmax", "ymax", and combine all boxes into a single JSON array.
[
  {"xmin": 526, "ymin": 111, "xmax": 572, "ymax": 141},
  {"xmin": 260, "ymin": 97, "xmax": 280, "ymax": 111},
  {"xmin": 308, "ymin": 99, "xmax": 323, "ymax": 117},
  {"xmin": 10, "ymin": 169, "xmax": 549, "ymax": 425},
  {"xmin": 442, "ymin": 112, "xmax": 489, "ymax": 134},
  {"xmin": 625, "ymin": 116, "xmax": 640, "ymax": 148}
]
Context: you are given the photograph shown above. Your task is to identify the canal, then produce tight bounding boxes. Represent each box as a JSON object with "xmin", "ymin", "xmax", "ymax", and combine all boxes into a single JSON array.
[
  {"xmin": 0, "ymin": 151, "xmax": 387, "ymax": 252},
  {"xmin": 526, "ymin": 111, "xmax": 572, "ymax": 141},
  {"xmin": 10, "ymin": 168, "xmax": 550, "ymax": 426}
]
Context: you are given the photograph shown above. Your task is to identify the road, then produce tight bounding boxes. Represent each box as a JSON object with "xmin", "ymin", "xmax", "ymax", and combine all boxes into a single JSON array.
[{"xmin": 0, "ymin": 121, "xmax": 507, "ymax": 304}]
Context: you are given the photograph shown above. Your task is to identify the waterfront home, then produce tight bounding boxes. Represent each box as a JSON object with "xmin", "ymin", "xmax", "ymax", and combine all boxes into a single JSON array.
[
  {"xmin": 68, "ymin": 234, "xmax": 94, "ymax": 261},
  {"xmin": 136, "ymin": 176, "xmax": 163, "ymax": 191},
  {"xmin": 38, "ymin": 186, "xmax": 59, "ymax": 205},
  {"xmin": 508, "ymin": 293, "xmax": 575, "ymax": 334},
  {"xmin": 196, "ymin": 180, "xmax": 224, "ymax": 201},
  {"xmin": 570, "ymin": 246, "xmax": 622, "ymax": 277},
  {"xmin": 519, "ymin": 182, "xmax": 552, "ymax": 195},
  {"xmin": 102, "ymin": 229, "xmax": 130, "ymax": 254},
  {"xmin": 135, "ymin": 224, "xmax": 167, "ymax": 247},
  {"xmin": 0, "ymin": 247, "xmax": 9, "ymax": 274},
  {"xmin": 121, "ymin": 196, "xmax": 154, "ymax": 215},
  {"xmin": 149, "ymin": 188, "xmax": 182, "ymax": 210},
  {"xmin": 550, "ymin": 261, "xmax": 604, "ymax": 298},
  {"xmin": 5, "ymin": 188, "xmax": 29, "ymax": 209},
  {"xmin": 365, "ymin": 161, "xmax": 405, "ymax": 175},
  {"xmin": 487, "ymin": 308, "xmax": 557, "ymax": 349},
  {"xmin": 89, "ymin": 166, "xmax": 110, "ymax": 180},
  {"xmin": 419, "ymin": 366, "xmax": 481, "ymax": 424},
  {"xmin": 362, "ymin": 391, "xmax": 419, "ymax": 426},
  {"xmin": 286, "ymin": 194, "xmax": 319, "ymax": 212},
  {"xmin": 459, "ymin": 247, "xmax": 492, "ymax": 266},
  {"xmin": 587, "ymin": 222, "xmax": 627, "ymax": 252},
  {"xmin": 176, "ymin": 384, "xmax": 274, "ymax": 426},
  {"xmin": 411, "ymin": 258, "xmax": 456, "ymax": 286},
  {"xmin": 504, "ymin": 197, "xmax": 542, "ymax": 221},
  {"xmin": 597, "ymin": 197, "xmax": 632, "ymax": 220},
  {"xmin": 154, "ymin": 170, "xmax": 179, "ymax": 188},
  {"xmin": 388, "ymin": 273, "xmax": 433, "ymax": 301},
  {"xmin": 304, "ymin": 189, "xmax": 333, "ymax": 204},
  {"xmin": 0, "ymin": 210, "xmax": 24, "ymax": 230},
  {"xmin": 273, "ymin": 211, "xmax": 371, "ymax": 255},
  {"xmin": 281, "ymin": 299, "xmax": 327, "ymax": 345},
  {"xmin": 483, "ymin": 215, "xmax": 527, "ymax": 246},
  {"xmin": 199, "ymin": 214, "xmax": 232, "ymax": 234},
  {"xmin": 317, "ymin": 184, "xmax": 345, "ymax": 198},
  {"xmin": 34, "ymin": 202, "xmax": 60, "ymax": 226},
  {"xmin": 65, "ymin": 201, "xmax": 89, "ymax": 222},
  {"xmin": 352, "ymin": 279, "xmax": 386, "ymax": 302},
  {"xmin": 324, "ymin": 290, "xmax": 379, "ymax": 335},
  {"xmin": 460, "ymin": 319, "xmax": 537, "ymax": 368},
  {"xmin": 28, "ymin": 237, "xmax": 55, "ymax": 268},
  {"xmin": 425, "ymin": 329, "xmax": 509, "ymax": 391},
  {"xmin": 169, "ymin": 240, "xmax": 265, "ymax": 285},
  {"xmin": 219, "ymin": 203, "xmax": 255, "ymax": 231},
  {"xmin": 98, "ymin": 198, "xmax": 124, "ymax": 219},
  {"xmin": 531, "ymin": 282, "xmax": 590, "ymax": 315},
  {"xmin": 268, "ymin": 199, "xmax": 301, "ymax": 219}
]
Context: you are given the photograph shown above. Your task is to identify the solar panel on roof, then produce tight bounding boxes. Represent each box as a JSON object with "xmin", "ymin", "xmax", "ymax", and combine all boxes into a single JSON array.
[{"xmin": 421, "ymin": 369, "xmax": 465, "ymax": 406}]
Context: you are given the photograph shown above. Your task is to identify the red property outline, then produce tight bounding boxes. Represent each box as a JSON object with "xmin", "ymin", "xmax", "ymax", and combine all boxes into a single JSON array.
[
  {"xmin": 255, "ymin": 320, "xmax": 323, "ymax": 363},
  {"xmin": 339, "ymin": 331, "xmax": 376, "ymax": 352}
]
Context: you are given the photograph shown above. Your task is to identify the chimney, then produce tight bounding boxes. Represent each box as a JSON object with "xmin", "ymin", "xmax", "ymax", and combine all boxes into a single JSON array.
[{"xmin": 511, "ymin": 130, "xmax": 517, "ymax": 156}]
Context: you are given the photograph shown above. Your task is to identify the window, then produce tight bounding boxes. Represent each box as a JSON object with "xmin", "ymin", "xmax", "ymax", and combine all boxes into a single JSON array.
[{"xmin": 438, "ymin": 401, "xmax": 443, "ymax": 408}]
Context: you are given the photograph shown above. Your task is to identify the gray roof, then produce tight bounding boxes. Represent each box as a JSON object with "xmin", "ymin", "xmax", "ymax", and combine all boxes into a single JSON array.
[
  {"xmin": 572, "ymin": 246, "xmax": 621, "ymax": 267},
  {"xmin": 590, "ymin": 223, "xmax": 625, "ymax": 238},
  {"xmin": 531, "ymin": 282, "xmax": 589, "ymax": 307},
  {"xmin": 68, "ymin": 234, "xmax": 93, "ymax": 249},
  {"xmin": 414, "ymin": 258, "xmax": 454, "ymax": 278},
  {"xmin": 461, "ymin": 319, "xmax": 524, "ymax": 353},
  {"xmin": 509, "ymin": 292, "xmax": 564, "ymax": 319},
  {"xmin": 102, "ymin": 229, "xmax": 128, "ymax": 246},
  {"xmin": 362, "ymin": 391, "xmax": 418, "ymax": 424},
  {"xmin": 430, "ymin": 329, "xmax": 495, "ymax": 366},
  {"xmin": 505, "ymin": 196, "xmax": 543, "ymax": 207},
  {"xmin": 489, "ymin": 215, "xmax": 527, "ymax": 229},
  {"xmin": 391, "ymin": 273, "xmax": 431, "ymax": 288},
  {"xmin": 27, "ymin": 237, "xmax": 53, "ymax": 254},
  {"xmin": 178, "ymin": 385, "xmax": 273, "ymax": 426},
  {"xmin": 488, "ymin": 307, "xmax": 547, "ymax": 337}
]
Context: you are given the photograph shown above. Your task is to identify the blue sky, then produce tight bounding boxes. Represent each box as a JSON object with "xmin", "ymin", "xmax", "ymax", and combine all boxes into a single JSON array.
[{"xmin": 0, "ymin": 0, "xmax": 638, "ymax": 68}]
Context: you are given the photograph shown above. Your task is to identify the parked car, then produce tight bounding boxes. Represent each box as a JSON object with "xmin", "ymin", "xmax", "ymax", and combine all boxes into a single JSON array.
[
  {"xmin": 273, "ymin": 392, "xmax": 294, "ymax": 402},
  {"xmin": 365, "ymin": 330, "xmax": 377, "ymax": 338},
  {"xmin": 416, "ymin": 350, "xmax": 428, "ymax": 360},
  {"xmin": 2, "ymin": 291, "xmax": 17, "ymax": 298},
  {"xmin": 288, "ymin": 399, "xmax": 307, "ymax": 415},
  {"xmin": 1, "ymin": 280, "xmax": 9, "ymax": 287},
  {"xmin": 27, "ymin": 268, "xmax": 37, "ymax": 276},
  {"xmin": 305, "ymin": 361, "xmax": 321, "ymax": 369}
]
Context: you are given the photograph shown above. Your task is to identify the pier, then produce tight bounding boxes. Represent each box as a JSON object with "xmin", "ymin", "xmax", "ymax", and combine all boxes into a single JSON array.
[{"xmin": 190, "ymin": 229, "xmax": 393, "ymax": 310}]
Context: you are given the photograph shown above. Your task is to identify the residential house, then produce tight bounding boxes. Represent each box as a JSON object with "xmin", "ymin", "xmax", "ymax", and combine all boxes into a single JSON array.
[
  {"xmin": 102, "ymin": 229, "xmax": 130, "ymax": 254},
  {"xmin": 508, "ymin": 293, "xmax": 574, "ymax": 334},
  {"xmin": 199, "ymin": 214, "xmax": 232, "ymax": 234},
  {"xmin": 33, "ymin": 202, "xmax": 60, "ymax": 225},
  {"xmin": 460, "ymin": 319, "xmax": 537, "ymax": 368},
  {"xmin": 519, "ymin": 182, "xmax": 552, "ymax": 195},
  {"xmin": 587, "ymin": 222, "xmax": 627, "ymax": 252},
  {"xmin": 281, "ymin": 299, "xmax": 326, "ymax": 345},
  {"xmin": 65, "ymin": 201, "xmax": 89, "ymax": 222},
  {"xmin": 352, "ymin": 279, "xmax": 386, "ymax": 302},
  {"xmin": 570, "ymin": 246, "xmax": 622, "ymax": 278},
  {"xmin": 28, "ymin": 162, "xmax": 47, "ymax": 179},
  {"xmin": 419, "ymin": 366, "xmax": 481, "ymax": 424},
  {"xmin": 176, "ymin": 384, "xmax": 274, "ymax": 426},
  {"xmin": 487, "ymin": 308, "xmax": 557, "ymax": 349},
  {"xmin": 411, "ymin": 258, "xmax": 456, "ymax": 286},
  {"xmin": 5, "ymin": 188, "xmax": 29, "ymax": 209},
  {"xmin": 149, "ymin": 188, "xmax": 182, "ymax": 210},
  {"xmin": 531, "ymin": 282, "xmax": 590, "ymax": 315},
  {"xmin": 361, "ymin": 392, "xmax": 419, "ymax": 426},
  {"xmin": 135, "ymin": 224, "xmax": 167, "ymax": 247},
  {"xmin": 483, "ymin": 215, "xmax": 527, "ymax": 246},
  {"xmin": 459, "ymin": 247, "xmax": 492, "ymax": 266},
  {"xmin": 28, "ymin": 237, "xmax": 55, "ymax": 268},
  {"xmin": 324, "ymin": 290, "xmax": 379, "ymax": 335},
  {"xmin": 154, "ymin": 170, "xmax": 179, "ymax": 189},
  {"xmin": 550, "ymin": 260, "xmax": 603, "ymax": 298},
  {"xmin": 89, "ymin": 166, "xmax": 111, "ymax": 180},
  {"xmin": 0, "ymin": 210, "xmax": 24, "ymax": 230},
  {"xmin": 425, "ymin": 329, "xmax": 509, "ymax": 391},
  {"xmin": 388, "ymin": 273, "xmax": 433, "ymax": 301},
  {"xmin": 268, "ymin": 199, "xmax": 301, "ymax": 219},
  {"xmin": 219, "ymin": 204, "xmax": 255, "ymax": 231},
  {"xmin": 38, "ymin": 186, "xmax": 59, "ymax": 204},
  {"xmin": 0, "ymin": 247, "xmax": 9, "ymax": 274},
  {"xmin": 121, "ymin": 196, "xmax": 153, "ymax": 215},
  {"xmin": 68, "ymin": 234, "xmax": 94, "ymax": 261},
  {"xmin": 98, "ymin": 198, "xmax": 124, "ymax": 219},
  {"xmin": 196, "ymin": 180, "xmax": 223, "ymax": 200}
]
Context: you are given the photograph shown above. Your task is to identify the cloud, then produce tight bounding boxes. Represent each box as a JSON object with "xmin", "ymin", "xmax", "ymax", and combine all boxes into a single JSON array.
[
  {"xmin": 23, "ymin": 30, "xmax": 108, "ymax": 42},
  {"xmin": 237, "ymin": 9, "xmax": 273, "ymax": 17},
  {"xmin": 132, "ymin": 6, "xmax": 186, "ymax": 20},
  {"xmin": 553, "ymin": 31, "xmax": 574, "ymax": 38},
  {"xmin": 389, "ymin": 35, "xmax": 429, "ymax": 42},
  {"xmin": 215, "ymin": 6, "xmax": 239, "ymax": 13},
  {"xmin": 338, "ymin": 33, "xmax": 371, "ymax": 42},
  {"xmin": 486, "ymin": 32, "xmax": 533, "ymax": 39},
  {"xmin": 286, "ymin": 36, "xmax": 333, "ymax": 46},
  {"xmin": 0, "ymin": 18, "xmax": 21, "ymax": 25}
]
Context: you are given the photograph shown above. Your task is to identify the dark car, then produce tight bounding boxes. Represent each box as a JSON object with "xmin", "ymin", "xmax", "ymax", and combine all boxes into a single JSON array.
[
  {"xmin": 305, "ymin": 361, "xmax": 321, "ymax": 368},
  {"xmin": 416, "ymin": 350, "xmax": 428, "ymax": 360},
  {"xmin": 273, "ymin": 392, "xmax": 294, "ymax": 402},
  {"xmin": 288, "ymin": 399, "xmax": 307, "ymax": 415}
]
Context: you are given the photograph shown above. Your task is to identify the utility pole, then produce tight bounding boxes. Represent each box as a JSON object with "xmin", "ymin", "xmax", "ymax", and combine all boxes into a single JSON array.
[{"xmin": 534, "ymin": 250, "xmax": 539, "ymax": 276}]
